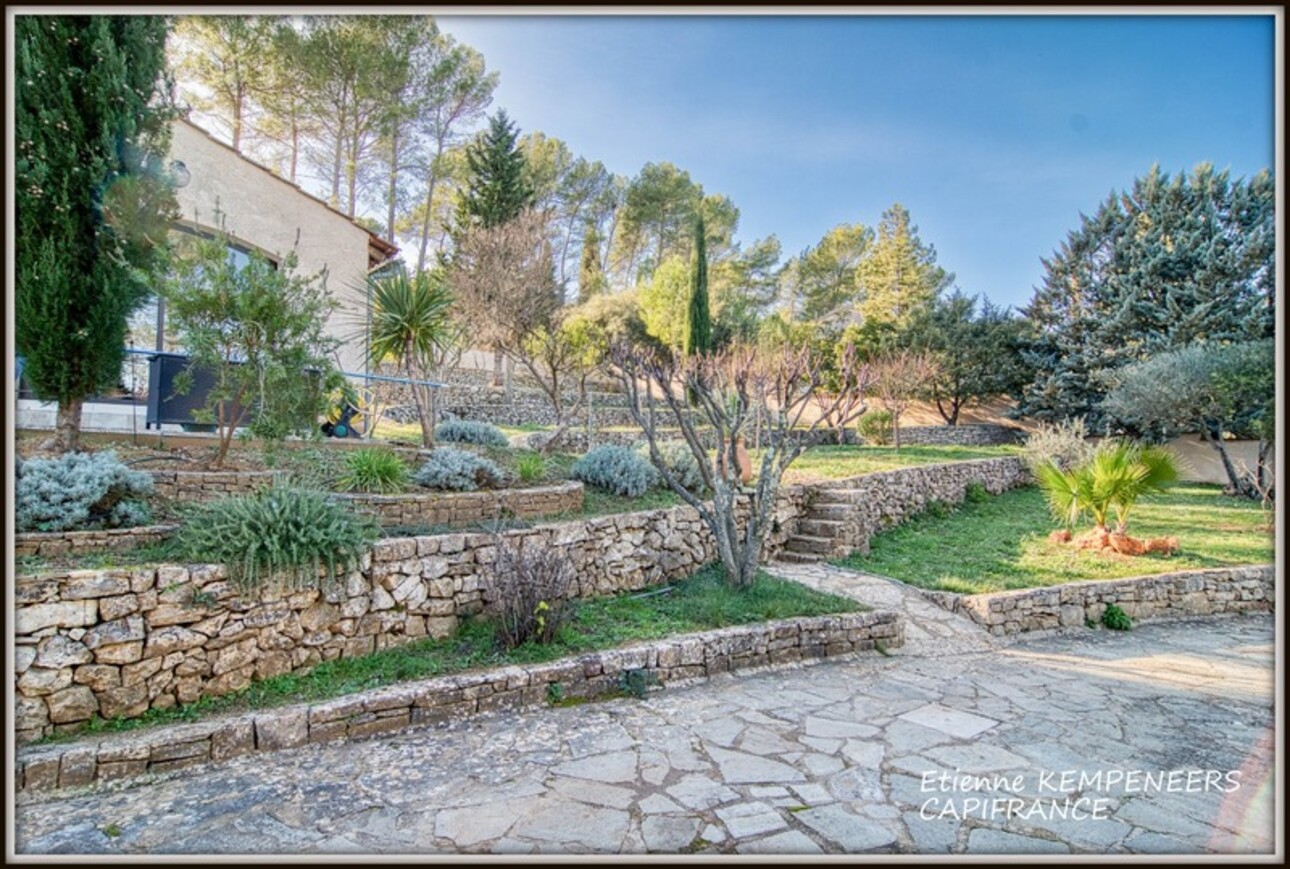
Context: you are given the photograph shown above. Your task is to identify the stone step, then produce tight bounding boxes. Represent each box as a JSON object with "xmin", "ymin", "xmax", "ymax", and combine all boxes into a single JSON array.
[
  {"xmin": 775, "ymin": 550, "xmax": 827, "ymax": 564},
  {"xmin": 806, "ymin": 503, "xmax": 854, "ymax": 521},
  {"xmin": 796, "ymin": 518, "xmax": 846, "ymax": 538},
  {"xmin": 783, "ymin": 534, "xmax": 837, "ymax": 556}
]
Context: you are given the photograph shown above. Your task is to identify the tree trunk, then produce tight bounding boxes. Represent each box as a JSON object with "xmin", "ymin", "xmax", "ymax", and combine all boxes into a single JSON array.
[
  {"xmin": 492, "ymin": 348, "xmax": 504, "ymax": 388},
  {"xmin": 53, "ymin": 397, "xmax": 84, "ymax": 453},
  {"xmin": 289, "ymin": 117, "xmax": 299, "ymax": 184},
  {"xmin": 1203, "ymin": 425, "xmax": 1251, "ymax": 498},
  {"xmin": 417, "ymin": 140, "xmax": 445, "ymax": 273},
  {"xmin": 385, "ymin": 127, "xmax": 399, "ymax": 245},
  {"xmin": 892, "ymin": 409, "xmax": 902, "ymax": 450}
]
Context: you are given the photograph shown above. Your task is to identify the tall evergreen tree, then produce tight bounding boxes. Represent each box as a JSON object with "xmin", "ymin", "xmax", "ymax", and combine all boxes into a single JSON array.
[
  {"xmin": 855, "ymin": 204, "xmax": 952, "ymax": 330},
  {"xmin": 577, "ymin": 224, "xmax": 607, "ymax": 304},
  {"xmin": 16, "ymin": 15, "xmax": 178, "ymax": 452},
  {"xmin": 456, "ymin": 109, "xmax": 533, "ymax": 231},
  {"xmin": 685, "ymin": 214, "xmax": 713, "ymax": 356},
  {"xmin": 1019, "ymin": 163, "xmax": 1275, "ymax": 426}
]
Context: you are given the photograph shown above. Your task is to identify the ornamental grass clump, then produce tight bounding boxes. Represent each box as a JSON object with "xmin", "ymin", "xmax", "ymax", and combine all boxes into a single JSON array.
[
  {"xmin": 571, "ymin": 444, "xmax": 659, "ymax": 497},
  {"xmin": 16, "ymin": 450, "xmax": 154, "ymax": 532},
  {"xmin": 336, "ymin": 447, "xmax": 410, "ymax": 494},
  {"xmin": 435, "ymin": 419, "xmax": 511, "ymax": 448},
  {"xmin": 178, "ymin": 486, "xmax": 379, "ymax": 593},
  {"xmin": 414, "ymin": 447, "xmax": 504, "ymax": 491}
]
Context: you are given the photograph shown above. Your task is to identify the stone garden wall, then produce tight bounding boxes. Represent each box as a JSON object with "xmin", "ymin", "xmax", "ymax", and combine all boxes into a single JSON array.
[
  {"xmin": 149, "ymin": 470, "xmax": 282, "ymax": 502},
  {"xmin": 14, "ymin": 610, "xmax": 902, "ymax": 792},
  {"xmin": 896, "ymin": 424, "xmax": 1026, "ymax": 446},
  {"xmin": 333, "ymin": 481, "xmax": 584, "ymax": 527},
  {"xmin": 809, "ymin": 457, "xmax": 1031, "ymax": 557},
  {"xmin": 15, "ymin": 525, "xmax": 178, "ymax": 559},
  {"xmin": 925, "ymin": 565, "xmax": 1275, "ymax": 635},
  {"xmin": 12, "ymin": 458, "xmax": 1006, "ymax": 741}
]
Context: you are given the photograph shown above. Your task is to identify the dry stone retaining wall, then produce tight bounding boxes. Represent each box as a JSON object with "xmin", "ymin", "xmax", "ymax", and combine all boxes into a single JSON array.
[
  {"xmin": 14, "ymin": 610, "xmax": 902, "ymax": 793},
  {"xmin": 149, "ymin": 470, "xmax": 282, "ymax": 502},
  {"xmin": 333, "ymin": 482, "xmax": 583, "ymax": 527},
  {"xmin": 924, "ymin": 565, "xmax": 1275, "ymax": 635},
  {"xmin": 895, "ymin": 424, "xmax": 1026, "ymax": 446},
  {"xmin": 12, "ymin": 457, "xmax": 1008, "ymax": 740},
  {"xmin": 810, "ymin": 457, "xmax": 1030, "ymax": 557},
  {"xmin": 15, "ymin": 525, "xmax": 178, "ymax": 559}
]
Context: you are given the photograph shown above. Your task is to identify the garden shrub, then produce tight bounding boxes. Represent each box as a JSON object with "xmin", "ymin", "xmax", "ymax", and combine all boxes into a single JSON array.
[
  {"xmin": 515, "ymin": 452, "xmax": 546, "ymax": 484},
  {"xmin": 964, "ymin": 481, "xmax": 990, "ymax": 504},
  {"xmin": 1023, "ymin": 418, "xmax": 1097, "ymax": 473},
  {"xmin": 336, "ymin": 447, "xmax": 409, "ymax": 494},
  {"xmin": 435, "ymin": 419, "xmax": 510, "ymax": 448},
  {"xmin": 414, "ymin": 447, "xmax": 504, "ymax": 492},
  {"xmin": 924, "ymin": 499, "xmax": 954, "ymax": 520},
  {"xmin": 486, "ymin": 538, "xmax": 575, "ymax": 650},
  {"xmin": 1101, "ymin": 603, "xmax": 1133, "ymax": 631},
  {"xmin": 858, "ymin": 410, "xmax": 893, "ymax": 445},
  {"xmin": 571, "ymin": 444, "xmax": 659, "ymax": 497},
  {"xmin": 638, "ymin": 440, "xmax": 706, "ymax": 493},
  {"xmin": 16, "ymin": 451, "xmax": 154, "ymax": 532},
  {"xmin": 178, "ymin": 486, "xmax": 379, "ymax": 593}
]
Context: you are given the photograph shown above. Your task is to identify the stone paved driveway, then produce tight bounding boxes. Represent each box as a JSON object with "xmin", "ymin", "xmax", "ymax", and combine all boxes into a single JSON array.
[{"xmin": 14, "ymin": 611, "xmax": 1275, "ymax": 856}]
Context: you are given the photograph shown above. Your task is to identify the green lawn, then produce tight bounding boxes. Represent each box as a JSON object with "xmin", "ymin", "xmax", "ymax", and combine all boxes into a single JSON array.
[
  {"xmin": 45, "ymin": 565, "xmax": 860, "ymax": 742},
  {"xmin": 836, "ymin": 484, "xmax": 1274, "ymax": 594},
  {"xmin": 766, "ymin": 443, "xmax": 1020, "ymax": 485}
]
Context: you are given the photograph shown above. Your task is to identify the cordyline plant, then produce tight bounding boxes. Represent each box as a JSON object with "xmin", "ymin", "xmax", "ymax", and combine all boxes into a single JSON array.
[{"xmin": 612, "ymin": 341, "xmax": 871, "ymax": 589}]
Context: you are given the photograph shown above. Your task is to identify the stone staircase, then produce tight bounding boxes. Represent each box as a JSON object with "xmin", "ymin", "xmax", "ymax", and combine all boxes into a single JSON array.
[{"xmin": 777, "ymin": 489, "xmax": 855, "ymax": 564}]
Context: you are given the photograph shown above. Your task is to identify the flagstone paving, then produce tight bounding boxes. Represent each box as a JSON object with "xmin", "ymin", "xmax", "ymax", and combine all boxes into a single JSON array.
[{"xmin": 15, "ymin": 602, "xmax": 1273, "ymax": 856}]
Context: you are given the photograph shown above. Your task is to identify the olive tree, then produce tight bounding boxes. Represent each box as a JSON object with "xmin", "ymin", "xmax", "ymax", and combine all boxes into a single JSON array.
[{"xmin": 612, "ymin": 341, "xmax": 871, "ymax": 589}]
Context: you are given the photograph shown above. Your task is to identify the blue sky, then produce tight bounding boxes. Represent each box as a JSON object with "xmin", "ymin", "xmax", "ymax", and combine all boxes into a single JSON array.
[{"xmin": 436, "ymin": 13, "xmax": 1275, "ymax": 311}]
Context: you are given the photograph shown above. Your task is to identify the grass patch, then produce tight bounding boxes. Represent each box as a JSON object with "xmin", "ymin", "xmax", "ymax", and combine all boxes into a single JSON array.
[
  {"xmin": 43, "ymin": 564, "xmax": 861, "ymax": 742},
  {"xmin": 756, "ymin": 444, "xmax": 1020, "ymax": 485},
  {"xmin": 837, "ymin": 484, "xmax": 1274, "ymax": 594}
]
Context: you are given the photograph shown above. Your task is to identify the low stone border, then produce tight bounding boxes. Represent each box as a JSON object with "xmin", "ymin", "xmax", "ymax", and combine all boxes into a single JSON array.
[
  {"xmin": 149, "ymin": 470, "xmax": 282, "ymax": 502},
  {"xmin": 15, "ymin": 525, "xmax": 179, "ymax": 559},
  {"xmin": 14, "ymin": 610, "xmax": 902, "ymax": 794},
  {"xmin": 921, "ymin": 565, "xmax": 1274, "ymax": 635},
  {"xmin": 332, "ymin": 481, "xmax": 584, "ymax": 527}
]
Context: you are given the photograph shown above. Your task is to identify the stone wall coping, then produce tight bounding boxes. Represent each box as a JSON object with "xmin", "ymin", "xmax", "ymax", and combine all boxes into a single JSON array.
[
  {"xmin": 15, "ymin": 524, "xmax": 180, "ymax": 544},
  {"xmin": 332, "ymin": 480, "xmax": 582, "ymax": 505},
  {"xmin": 14, "ymin": 609, "xmax": 902, "ymax": 793},
  {"xmin": 808, "ymin": 455, "xmax": 1026, "ymax": 491}
]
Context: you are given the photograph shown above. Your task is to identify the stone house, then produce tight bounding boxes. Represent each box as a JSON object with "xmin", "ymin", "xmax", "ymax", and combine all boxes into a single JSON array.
[{"xmin": 18, "ymin": 117, "xmax": 400, "ymax": 432}]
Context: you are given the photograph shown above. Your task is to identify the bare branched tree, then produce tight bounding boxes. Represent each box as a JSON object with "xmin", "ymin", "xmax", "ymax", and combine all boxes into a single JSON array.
[
  {"xmin": 449, "ymin": 208, "xmax": 602, "ymax": 452},
  {"xmin": 869, "ymin": 349, "xmax": 939, "ymax": 450},
  {"xmin": 611, "ymin": 341, "xmax": 871, "ymax": 588}
]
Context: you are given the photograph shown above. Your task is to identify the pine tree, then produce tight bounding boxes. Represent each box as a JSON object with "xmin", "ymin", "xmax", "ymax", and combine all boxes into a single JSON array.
[
  {"xmin": 1019, "ymin": 164, "xmax": 1275, "ymax": 426},
  {"xmin": 855, "ymin": 204, "xmax": 952, "ymax": 330},
  {"xmin": 685, "ymin": 214, "xmax": 712, "ymax": 356},
  {"xmin": 577, "ymin": 224, "xmax": 607, "ymax": 304},
  {"xmin": 16, "ymin": 15, "xmax": 178, "ymax": 452},
  {"xmin": 456, "ymin": 109, "xmax": 534, "ymax": 230}
]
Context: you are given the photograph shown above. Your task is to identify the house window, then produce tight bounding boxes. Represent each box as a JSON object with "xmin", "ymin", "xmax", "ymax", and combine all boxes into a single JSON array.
[{"xmin": 119, "ymin": 227, "xmax": 277, "ymax": 397}]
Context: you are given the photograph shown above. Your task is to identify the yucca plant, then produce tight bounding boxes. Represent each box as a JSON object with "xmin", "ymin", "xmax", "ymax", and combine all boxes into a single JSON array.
[
  {"xmin": 1035, "ymin": 440, "xmax": 1180, "ymax": 534},
  {"xmin": 336, "ymin": 447, "xmax": 410, "ymax": 494}
]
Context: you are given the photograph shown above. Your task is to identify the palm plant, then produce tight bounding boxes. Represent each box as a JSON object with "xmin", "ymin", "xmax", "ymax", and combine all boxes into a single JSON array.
[
  {"xmin": 1036, "ymin": 440, "xmax": 1180, "ymax": 534},
  {"xmin": 364, "ymin": 268, "xmax": 457, "ymax": 448}
]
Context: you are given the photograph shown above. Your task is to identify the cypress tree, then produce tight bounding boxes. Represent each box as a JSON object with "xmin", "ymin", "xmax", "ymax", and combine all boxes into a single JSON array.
[
  {"xmin": 456, "ymin": 109, "xmax": 534, "ymax": 230},
  {"xmin": 15, "ymin": 15, "xmax": 178, "ymax": 452},
  {"xmin": 577, "ymin": 224, "xmax": 607, "ymax": 304},
  {"xmin": 684, "ymin": 214, "xmax": 712, "ymax": 356}
]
